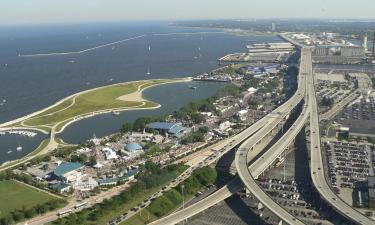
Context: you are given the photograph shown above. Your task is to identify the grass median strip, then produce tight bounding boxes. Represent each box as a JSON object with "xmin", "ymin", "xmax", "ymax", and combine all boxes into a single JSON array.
[{"xmin": 121, "ymin": 166, "xmax": 218, "ymax": 225}]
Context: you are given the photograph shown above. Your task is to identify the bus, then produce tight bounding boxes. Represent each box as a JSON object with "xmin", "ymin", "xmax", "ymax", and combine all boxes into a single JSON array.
[
  {"xmin": 274, "ymin": 157, "xmax": 285, "ymax": 168},
  {"xmin": 57, "ymin": 209, "xmax": 73, "ymax": 217},
  {"xmin": 74, "ymin": 202, "xmax": 87, "ymax": 209}
]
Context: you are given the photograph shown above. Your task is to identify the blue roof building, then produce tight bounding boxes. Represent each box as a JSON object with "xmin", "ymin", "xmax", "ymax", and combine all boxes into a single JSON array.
[
  {"xmin": 125, "ymin": 142, "xmax": 143, "ymax": 153},
  {"xmin": 50, "ymin": 183, "xmax": 71, "ymax": 193},
  {"xmin": 54, "ymin": 162, "xmax": 83, "ymax": 177},
  {"xmin": 147, "ymin": 122, "xmax": 185, "ymax": 136},
  {"xmin": 98, "ymin": 168, "xmax": 139, "ymax": 186}
]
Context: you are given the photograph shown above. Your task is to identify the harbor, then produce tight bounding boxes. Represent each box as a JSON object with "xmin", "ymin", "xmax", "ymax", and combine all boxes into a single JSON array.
[
  {"xmin": 0, "ymin": 130, "xmax": 38, "ymax": 138},
  {"xmin": 0, "ymin": 131, "xmax": 46, "ymax": 165}
]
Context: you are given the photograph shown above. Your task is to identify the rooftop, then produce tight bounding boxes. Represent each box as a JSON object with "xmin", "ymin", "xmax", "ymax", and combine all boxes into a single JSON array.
[
  {"xmin": 148, "ymin": 122, "xmax": 182, "ymax": 130},
  {"xmin": 125, "ymin": 142, "xmax": 143, "ymax": 152},
  {"xmin": 54, "ymin": 162, "xmax": 83, "ymax": 177}
]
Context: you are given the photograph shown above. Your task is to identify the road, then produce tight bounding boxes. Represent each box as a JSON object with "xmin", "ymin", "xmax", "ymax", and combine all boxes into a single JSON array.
[
  {"xmin": 149, "ymin": 48, "xmax": 307, "ymax": 225},
  {"xmin": 234, "ymin": 48, "xmax": 313, "ymax": 225},
  {"xmin": 309, "ymin": 62, "xmax": 375, "ymax": 225},
  {"xmin": 23, "ymin": 181, "xmax": 135, "ymax": 225},
  {"xmin": 320, "ymin": 92, "xmax": 359, "ymax": 121}
]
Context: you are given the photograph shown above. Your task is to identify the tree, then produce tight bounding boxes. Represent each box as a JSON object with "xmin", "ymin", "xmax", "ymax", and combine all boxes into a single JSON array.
[{"xmin": 88, "ymin": 156, "xmax": 97, "ymax": 166}]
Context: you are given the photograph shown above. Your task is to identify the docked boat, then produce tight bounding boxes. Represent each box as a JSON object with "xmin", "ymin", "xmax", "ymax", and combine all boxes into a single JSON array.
[
  {"xmin": 188, "ymin": 85, "xmax": 197, "ymax": 90},
  {"xmin": 16, "ymin": 142, "xmax": 22, "ymax": 151},
  {"xmin": 112, "ymin": 111, "xmax": 120, "ymax": 116}
]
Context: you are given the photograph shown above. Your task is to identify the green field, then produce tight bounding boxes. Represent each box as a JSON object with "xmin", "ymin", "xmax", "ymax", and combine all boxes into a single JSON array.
[
  {"xmin": 23, "ymin": 80, "xmax": 167, "ymax": 128},
  {"xmin": 0, "ymin": 180, "xmax": 57, "ymax": 216}
]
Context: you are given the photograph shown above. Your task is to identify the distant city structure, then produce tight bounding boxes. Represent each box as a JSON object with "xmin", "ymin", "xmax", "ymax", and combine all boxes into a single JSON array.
[
  {"xmin": 271, "ymin": 22, "xmax": 276, "ymax": 31},
  {"xmin": 368, "ymin": 177, "xmax": 375, "ymax": 208},
  {"xmin": 313, "ymin": 45, "xmax": 365, "ymax": 64},
  {"xmin": 363, "ymin": 33, "xmax": 368, "ymax": 50}
]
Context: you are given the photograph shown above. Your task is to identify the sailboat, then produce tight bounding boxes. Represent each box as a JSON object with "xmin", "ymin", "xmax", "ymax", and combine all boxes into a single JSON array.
[
  {"xmin": 16, "ymin": 142, "xmax": 22, "ymax": 151},
  {"xmin": 148, "ymin": 44, "xmax": 151, "ymax": 52},
  {"xmin": 146, "ymin": 68, "xmax": 151, "ymax": 75}
]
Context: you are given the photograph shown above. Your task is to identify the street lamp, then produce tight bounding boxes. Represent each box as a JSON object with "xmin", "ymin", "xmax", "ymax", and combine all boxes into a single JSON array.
[{"xmin": 181, "ymin": 185, "xmax": 185, "ymax": 225}]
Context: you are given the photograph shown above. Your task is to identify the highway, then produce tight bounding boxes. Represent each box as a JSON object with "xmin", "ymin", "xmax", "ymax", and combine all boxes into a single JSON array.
[
  {"xmin": 320, "ymin": 92, "xmax": 359, "ymax": 121},
  {"xmin": 309, "ymin": 63, "xmax": 375, "ymax": 225},
  {"xmin": 234, "ymin": 48, "xmax": 313, "ymax": 225},
  {"xmin": 149, "ymin": 49, "xmax": 307, "ymax": 225}
]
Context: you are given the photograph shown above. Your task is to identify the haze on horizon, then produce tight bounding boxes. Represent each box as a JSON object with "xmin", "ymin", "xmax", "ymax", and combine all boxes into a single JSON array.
[{"xmin": 1, "ymin": 0, "xmax": 375, "ymax": 26}]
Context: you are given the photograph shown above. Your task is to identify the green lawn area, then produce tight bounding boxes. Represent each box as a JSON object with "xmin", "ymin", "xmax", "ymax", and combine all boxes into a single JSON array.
[
  {"xmin": 120, "ymin": 166, "xmax": 218, "ymax": 225},
  {"xmin": 0, "ymin": 180, "xmax": 57, "ymax": 217},
  {"xmin": 23, "ymin": 80, "xmax": 168, "ymax": 127}
]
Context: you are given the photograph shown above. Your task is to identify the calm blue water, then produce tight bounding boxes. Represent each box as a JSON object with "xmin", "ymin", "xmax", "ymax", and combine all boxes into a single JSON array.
[
  {"xmin": 0, "ymin": 22, "xmax": 285, "ymax": 162},
  {"xmin": 0, "ymin": 132, "xmax": 47, "ymax": 165},
  {"xmin": 58, "ymin": 81, "xmax": 224, "ymax": 143}
]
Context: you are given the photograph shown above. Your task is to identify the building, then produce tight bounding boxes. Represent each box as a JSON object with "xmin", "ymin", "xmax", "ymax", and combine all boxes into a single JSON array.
[
  {"xmin": 219, "ymin": 121, "xmax": 232, "ymax": 132},
  {"xmin": 73, "ymin": 176, "xmax": 98, "ymax": 191},
  {"xmin": 368, "ymin": 176, "xmax": 375, "ymax": 208},
  {"xmin": 53, "ymin": 162, "xmax": 83, "ymax": 182},
  {"xmin": 125, "ymin": 142, "xmax": 143, "ymax": 153},
  {"xmin": 313, "ymin": 45, "xmax": 365, "ymax": 64},
  {"xmin": 247, "ymin": 87, "xmax": 258, "ymax": 95},
  {"xmin": 98, "ymin": 168, "xmax": 139, "ymax": 186},
  {"xmin": 50, "ymin": 183, "xmax": 71, "ymax": 193},
  {"xmin": 102, "ymin": 147, "xmax": 118, "ymax": 160},
  {"xmin": 271, "ymin": 22, "xmax": 276, "ymax": 31},
  {"xmin": 124, "ymin": 142, "xmax": 144, "ymax": 158},
  {"xmin": 235, "ymin": 109, "xmax": 248, "ymax": 121},
  {"xmin": 363, "ymin": 34, "xmax": 368, "ymax": 50},
  {"xmin": 147, "ymin": 122, "xmax": 188, "ymax": 137}
]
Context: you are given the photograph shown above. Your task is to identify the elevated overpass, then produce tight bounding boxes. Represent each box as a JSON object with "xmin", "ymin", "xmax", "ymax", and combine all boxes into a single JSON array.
[
  {"xmin": 310, "ymin": 67, "xmax": 375, "ymax": 225},
  {"xmin": 150, "ymin": 47, "xmax": 308, "ymax": 225},
  {"xmin": 234, "ymin": 48, "xmax": 313, "ymax": 225},
  {"xmin": 278, "ymin": 33, "xmax": 305, "ymax": 48},
  {"xmin": 151, "ymin": 37, "xmax": 375, "ymax": 225}
]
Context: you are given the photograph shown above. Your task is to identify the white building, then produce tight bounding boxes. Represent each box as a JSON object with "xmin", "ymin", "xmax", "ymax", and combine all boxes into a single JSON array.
[
  {"xmin": 102, "ymin": 147, "xmax": 118, "ymax": 160},
  {"xmin": 219, "ymin": 121, "xmax": 232, "ymax": 132}
]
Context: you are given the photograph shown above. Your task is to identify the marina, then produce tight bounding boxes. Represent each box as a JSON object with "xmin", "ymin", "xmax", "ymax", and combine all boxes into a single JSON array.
[
  {"xmin": 0, "ymin": 23, "xmax": 282, "ymax": 163},
  {"xmin": 3, "ymin": 130, "xmax": 38, "ymax": 138},
  {"xmin": 0, "ymin": 131, "xmax": 46, "ymax": 165}
]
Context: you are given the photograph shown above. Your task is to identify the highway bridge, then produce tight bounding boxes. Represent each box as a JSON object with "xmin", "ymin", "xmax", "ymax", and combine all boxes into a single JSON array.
[
  {"xmin": 150, "ymin": 47, "xmax": 308, "ymax": 225},
  {"xmin": 310, "ymin": 65, "xmax": 375, "ymax": 225},
  {"xmin": 151, "ymin": 46, "xmax": 374, "ymax": 225},
  {"xmin": 234, "ymin": 48, "xmax": 313, "ymax": 225}
]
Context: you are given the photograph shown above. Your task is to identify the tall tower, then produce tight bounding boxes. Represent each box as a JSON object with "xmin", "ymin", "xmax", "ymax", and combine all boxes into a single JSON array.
[
  {"xmin": 363, "ymin": 33, "xmax": 368, "ymax": 50},
  {"xmin": 373, "ymin": 31, "xmax": 375, "ymax": 57},
  {"xmin": 271, "ymin": 23, "xmax": 276, "ymax": 31}
]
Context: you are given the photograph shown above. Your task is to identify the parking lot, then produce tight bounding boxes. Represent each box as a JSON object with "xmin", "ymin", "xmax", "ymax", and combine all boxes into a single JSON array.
[
  {"xmin": 340, "ymin": 96, "xmax": 375, "ymax": 121},
  {"xmin": 325, "ymin": 141, "xmax": 374, "ymax": 204},
  {"xmin": 256, "ymin": 177, "xmax": 332, "ymax": 225}
]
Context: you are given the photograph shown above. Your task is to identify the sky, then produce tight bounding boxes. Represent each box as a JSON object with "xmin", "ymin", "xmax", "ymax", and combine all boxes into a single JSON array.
[{"xmin": 1, "ymin": 0, "xmax": 375, "ymax": 25}]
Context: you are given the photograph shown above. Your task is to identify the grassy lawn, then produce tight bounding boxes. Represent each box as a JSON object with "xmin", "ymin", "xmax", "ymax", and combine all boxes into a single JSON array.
[
  {"xmin": 0, "ymin": 180, "xmax": 57, "ymax": 217},
  {"xmin": 25, "ymin": 81, "xmax": 158, "ymax": 126},
  {"xmin": 53, "ymin": 100, "xmax": 159, "ymax": 133},
  {"xmin": 120, "ymin": 166, "xmax": 218, "ymax": 225},
  {"xmin": 120, "ymin": 191, "xmax": 194, "ymax": 225},
  {"xmin": 87, "ymin": 186, "xmax": 162, "ymax": 225}
]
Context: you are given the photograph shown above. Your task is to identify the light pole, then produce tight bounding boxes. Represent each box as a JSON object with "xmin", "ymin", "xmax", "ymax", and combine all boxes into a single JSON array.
[{"xmin": 181, "ymin": 184, "xmax": 185, "ymax": 225}]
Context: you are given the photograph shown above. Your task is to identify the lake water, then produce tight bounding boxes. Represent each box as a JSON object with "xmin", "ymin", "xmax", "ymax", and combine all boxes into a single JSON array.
[{"xmin": 0, "ymin": 22, "xmax": 285, "ymax": 162}]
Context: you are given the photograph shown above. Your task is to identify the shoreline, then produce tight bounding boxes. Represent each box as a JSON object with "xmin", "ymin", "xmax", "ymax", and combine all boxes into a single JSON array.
[
  {"xmin": 0, "ymin": 77, "xmax": 192, "ymax": 170},
  {"xmin": 0, "ymin": 77, "xmax": 192, "ymax": 130},
  {"xmin": 54, "ymin": 77, "xmax": 193, "ymax": 134}
]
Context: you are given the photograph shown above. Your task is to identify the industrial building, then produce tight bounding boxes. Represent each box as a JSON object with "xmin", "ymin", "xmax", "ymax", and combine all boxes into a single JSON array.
[
  {"xmin": 313, "ymin": 45, "xmax": 365, "ymax": 64},
  {"xmin": 53, "ymin": 162, "xmax": 83, "ymax": 182},
  {"xmin": 368, "ymin": 176, "xmax": 375, "ymax": 208},
  {"xmin": 147, "ymin": 122, "xmax": 189, "ymax": 137},
  {"xmin": 246, "ymin": 42, "xmax": 294, "ymax": 54}
]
